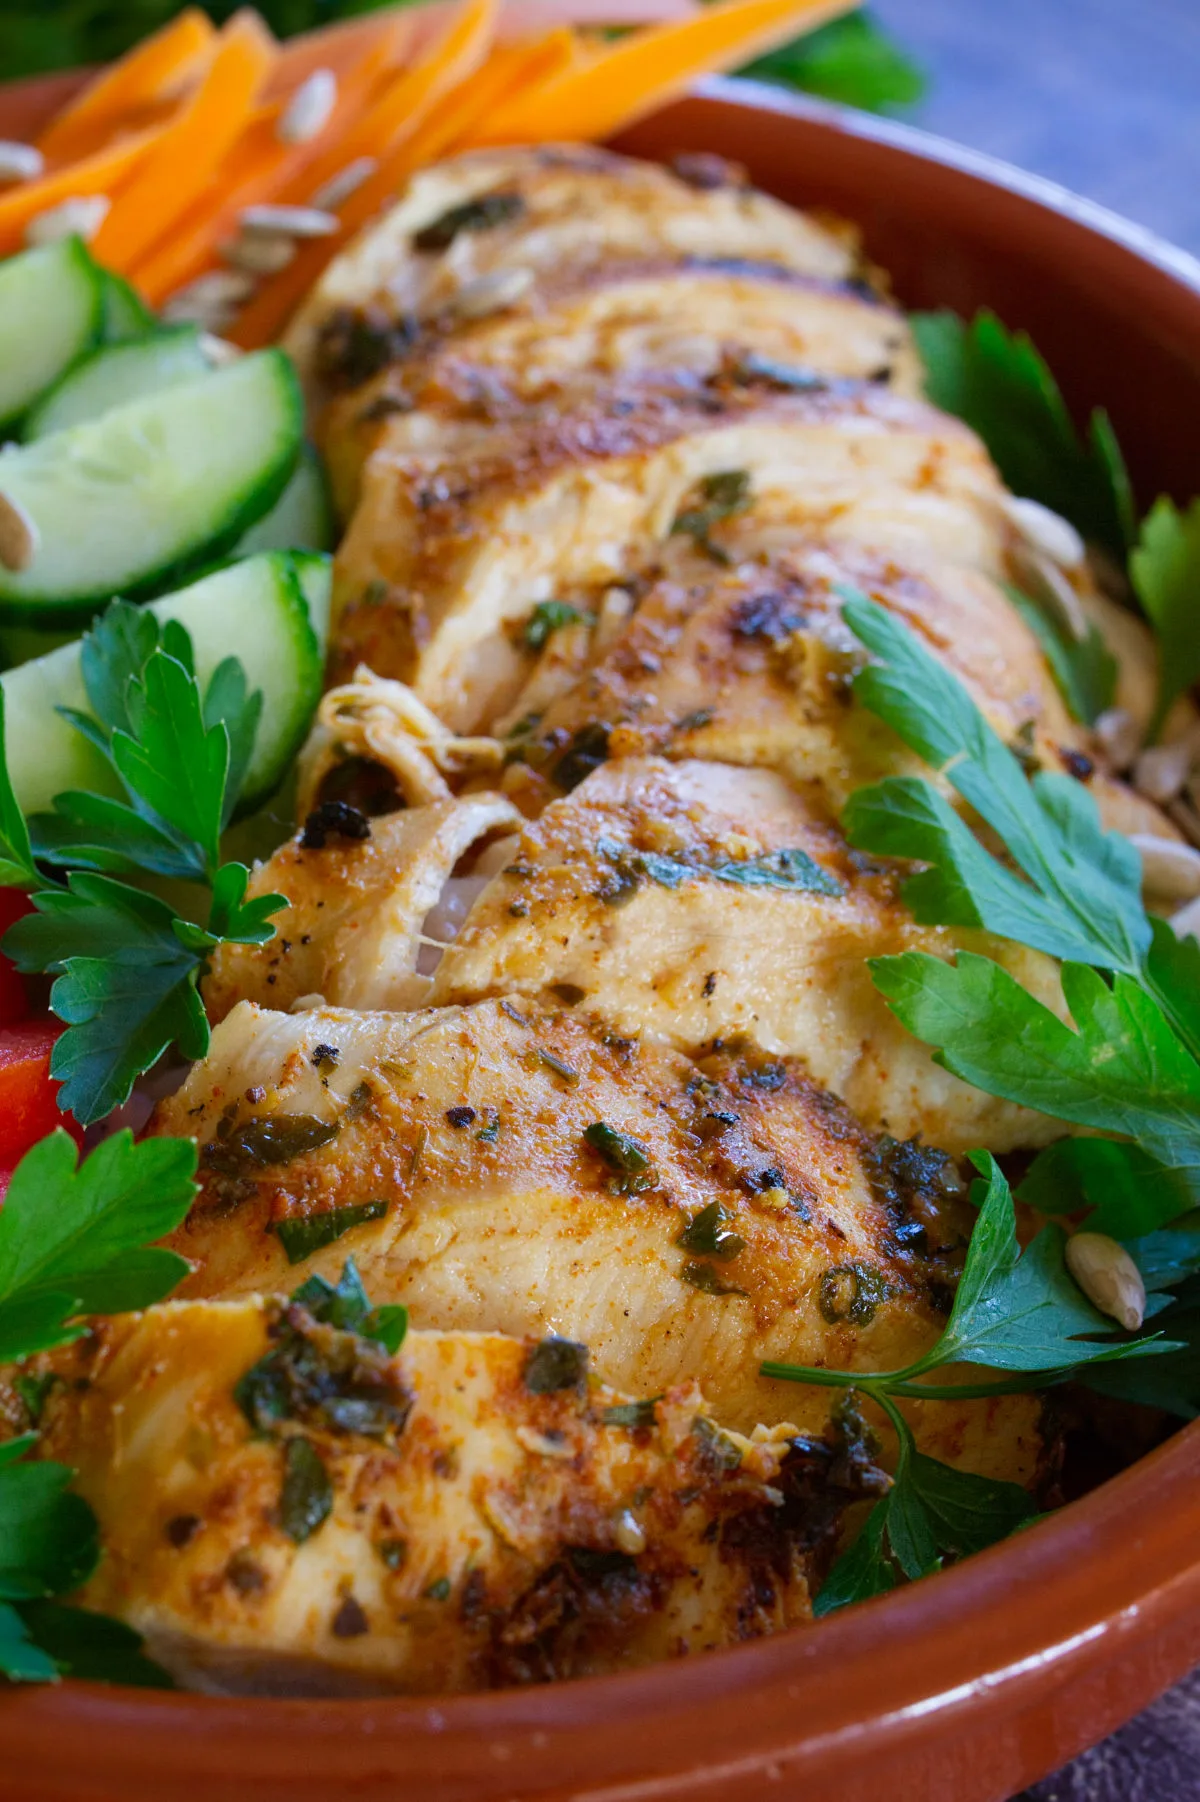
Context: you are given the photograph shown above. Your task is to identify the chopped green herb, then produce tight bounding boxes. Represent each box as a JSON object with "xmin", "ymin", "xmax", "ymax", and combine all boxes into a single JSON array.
[
  {"xmin": 536, "ymin": 1048, "xmax": 580, "ymax": 1086},
  {"xmin": 524, "ymin": 601, "xmax": 595, "ymax": 650},
  {"xmin": 710, "ymin": 847, "xmax": 843, "ymax": 895},
  {"xmin": 14, "ymin": 1375, "xmax": 57, "ymax": 1427},
  {"xmin": 378, "ymin": 1537, "xmax": 408, "ymax": 1570},
  {"xmin": 272, "ymin": 1200, "xmax": 388, "ymax": 1266},
  {"xmin": 600, "ymin": 1397, "xmax": 661, "ymax": 1430},
  {"xmin": 583, "ymin": 1121, "xmax": 658, "ymax": 1194},
  {"xmin": 423, "ymin": 1575, "xmax": 452, "ymax": 1601},
  {"xmin": 203, "ymin": 1112, "xmax": 341, "ymax": 1176},
  {"xmin": 476, "ymin": 1118, "xmax": 501, "ymax": 1144},
  {"xmin": 413, "ymin": 191, "xmax": 524, "ymax": 252},
  {"xmin": 671, "ymin": 469, "xmax": 752, "ymax": 564},
  {"xmin": 676, "ymin": 1202, "xmax": 746, "ymax": 1260},
  {"xmin": 818, "ymin": 1262, "xmax": 888, "ymax": 1325},
  {"xmin": 596, "ymin": 837, "xmax": 842, "ymax": 902},
  {"xmin": 691, "ymin": 1414, "xmax": 743, "ymax": 1470},
  {"xmin": 566, "ymin": 1546, "xmax": 639, "ymax": 1583},
  {"xmin": 279, "ymin": 1438, "xmax": 332, "ymax": 1545},
  {"xmin": 524, "ymin": 1336, "xmax": 589, "ymax": 1393},
  {"xmin": 681, "ymin": 1260, "xmax": 748, "ymax": 1297}
]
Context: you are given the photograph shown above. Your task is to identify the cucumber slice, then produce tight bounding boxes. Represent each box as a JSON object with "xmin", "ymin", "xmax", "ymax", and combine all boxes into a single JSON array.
[
  {"xmin": 3, "ymin": 551, "xmax": 321, "ymax": 817},
  {"xmin": 0, "ymin": 238, "xmax": 102, "ymax": 430},
  {"xmin": 236, "ymin": 443, "xmax": 334, "ymax": 556},
  {"xmin": 100, "ymin": 272, "xmax": 156, "ymax": 344},
  {"xmin": 288, "ymin": 550, "xmax": 332, "ymax": 651},
  {"xmin": 0, "ymin": 621, "xmax": 77, "ymax": 671},
  {"xmin": 0, "ymin": 349, "xmax": 303, "ymax": 622},
  {"xmin": 23, "ymin": 327, "xmax": 213, "ymax": 441}
]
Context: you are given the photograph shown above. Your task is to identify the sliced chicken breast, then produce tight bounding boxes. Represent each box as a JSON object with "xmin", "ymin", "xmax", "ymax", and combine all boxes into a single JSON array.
[
  {"xmin": 285, "ymin": 144, "xmax": 861, "ymax": 398},
  {"xmin": 320, "ymin": 257, "xmax": 921, "ymax": 518},
  {"xmin": 428, "ymin": 757, "xmax": 1068, "ymax": 1152},
  {"xmin": 332, "ymin": 383, "xmax": 1006, "ymax": 730},
  {"xmin": 8, "ymin": 1301, "xmax": 871, "ymax": 1693},
  {"xmin": 153, "ymin": 998, "xmax": 1049, "ymax": 1489}
]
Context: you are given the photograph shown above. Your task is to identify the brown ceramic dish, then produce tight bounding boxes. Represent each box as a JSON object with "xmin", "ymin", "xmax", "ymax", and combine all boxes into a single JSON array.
[{"xmin": 2, "ymin": 66, "xmax": 1200, "ymax": 1802}]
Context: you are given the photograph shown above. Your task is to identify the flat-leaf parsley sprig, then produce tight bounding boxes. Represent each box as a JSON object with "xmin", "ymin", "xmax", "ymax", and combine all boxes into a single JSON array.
[
  {"xmin": 0, "ymin": 602, "xmax": 286, "ymax": 1124},
  {"xmin": 0, "ymin": 1128, "xmax": 197, "ymax": 1684},
  {"xmin": 837, "ymin": 591, "xmax": 1200, "ymax": 1215}
]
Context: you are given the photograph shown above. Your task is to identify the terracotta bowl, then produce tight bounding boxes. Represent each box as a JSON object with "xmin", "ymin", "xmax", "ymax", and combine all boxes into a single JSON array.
[{"xmin": 3, "ymin": 68, "xmax": 1200, "ymax": 1802}]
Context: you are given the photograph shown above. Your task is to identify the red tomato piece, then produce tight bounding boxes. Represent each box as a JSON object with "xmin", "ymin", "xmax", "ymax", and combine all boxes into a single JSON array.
[{"xmin": 0, "ymin": 1018, "xmax": 83, "ymax": 1166}]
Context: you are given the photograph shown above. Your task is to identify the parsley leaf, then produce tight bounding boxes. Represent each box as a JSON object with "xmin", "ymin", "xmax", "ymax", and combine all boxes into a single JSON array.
[
  {"xmin": 1005, "ymin": 585, "xmax": 1116, "ymax": 726},
  {"xmin": 1018, "ymin": 1138, "xmax": 1194, "ymax": 1241},
  {"xmin": 741, "ymin": 11, "xmax": 926, "ymax": 115},
  {"xmin": 871, "ymin": 954, "xmax": 1200, "ymax": 1203},
  {"xmin": 1130, "ymin": 496, "xmax": 1200, "ymax": 741},
  {"xmin": 911, "ymin": 309, "xmax": 1134, "ymax": 555},
  {"xmin": 814, "ymin": 1394, "xmax": 1037, "ymax": 1615},
  {"xmin": 1, "ymin": 604, "xmax": 287, "ymax": 1124},
  {"xmin": 841, "ymin": 593, "xmax": 1147, "ymax": 973},
  {"xmin": 0, "ymin": 1129, "xmax": 195, "ymax": 1362},
  {"xmin": 0, "ymin": 691, "xmax": 37, "ymax": 889}
]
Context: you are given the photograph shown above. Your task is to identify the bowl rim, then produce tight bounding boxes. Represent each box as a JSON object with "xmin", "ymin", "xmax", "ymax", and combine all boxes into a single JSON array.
[{"xmin": 1, "ymin": 71, "xmax": 1200, "ymax": 1799}]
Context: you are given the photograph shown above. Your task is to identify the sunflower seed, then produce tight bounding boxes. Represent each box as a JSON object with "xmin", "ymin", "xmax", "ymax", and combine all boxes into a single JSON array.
[
  {"xmin": 1022, "ymin": 550, "xmax": 1089, "ymax": 641},
  {"xmin": 162, "ymin": 270, "xmax": 256, "ymax": 326},
  {"xmin": 25, "ymin": 194, "xmax": 110, "ymax": 247},
  {"xmin": 222, "ymin": 231, "xmax": 297, "ymax": 275},
  {"xmin": 1065, "ymin": 1231, "xmax": 1145, "ymax": 1332},
  {"xmin": 1131, "ymin": 832, "xmax": 1200, "ymax": 901},
  {"xmin": 277, "ymin": 69, "xmax": 337, "ymax": 145},
  {"xmin": 0, "ymin": 141, "xmax": 44, "ymax": 184},
  {"xmin": 1002, "ymin": 494, "xmax": 1086, "ymax": 571},
  {"xmin": 0, "ymin": 490, "xmax": 37, "ymax": 572},
  {"xmin": 240, "ymin": 203, "xmax": 338, "ymax": 239},
  {"xmin": 199, "ymin": 333, "xmax": 243, "ymax": 366},
  {"xmin": 309, "ymin": 156, "xmax": 377, "ymax": 212},
  {"xmin": 449, "ymin": 266, "xmax": 535, "ymax": 321},
  {"xmin": 613, "ymin": 1510, "xmax": 646, "ymax": 1555},
  {"xmin": 1133, "ymin": 740, "xmax": 1191, "ymax": 804},
  {"xmin": 1091, "ymin": 706, "xmax": 1140, "ymax": 772}
]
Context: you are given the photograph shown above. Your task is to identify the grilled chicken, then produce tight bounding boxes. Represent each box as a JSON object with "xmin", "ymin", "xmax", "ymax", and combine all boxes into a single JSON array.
[
  {"xmin": 6, "ymin": 1300, "xmax": 879, "ymax": 1693},
  {"xmin": 152, "ymin": 997, "xmax": 1049, "ymax": 1489},
  {"xmin": 427, "ymin": 757, "xmax": 1067, "ymax": 1152},
  {"xmin": 204, "ymin": 793, "xmax": 521, "ymax": 1021},
  {"xmin": 331, "ymin": 381, "xmax": 1009, "ymax": 730},
  {"xmin": 320, "ymin": 257, "xmax": 921, "ymax": 520},
  {"xmin": 284, "ymin": 145, "xmax": 862, "ymax": 400}
]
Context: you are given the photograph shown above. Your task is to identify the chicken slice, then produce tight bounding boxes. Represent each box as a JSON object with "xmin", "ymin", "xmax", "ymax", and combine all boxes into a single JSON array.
[
  {"xmin": 320, "ymin": 257, "xmax": 921, "ymax": 518},
  {"xmin": 284, "ymin": 144, "xmax": 860, "ymax": 399},
  {"xmin": 204, "ymin": 793, "xmax": 521, "ymax": 1022},
  {"xmin": 7, "ymin": 1299, "xmax": 877, "ymax": 1694},
  {"xmin": 153, "ymin": 998, "xmax": 1048, "ymax": 1488},
  {"xmin": 332, "ymin": 383, "xmax": 1005, "ymax": 730},
  {"xmin": 428, "ymin": 757, "xmax": 1066, "ymax": 1153},
  {"xmin": 518, "ymin": 541, "xmax": 1178, "ymax": 843}
]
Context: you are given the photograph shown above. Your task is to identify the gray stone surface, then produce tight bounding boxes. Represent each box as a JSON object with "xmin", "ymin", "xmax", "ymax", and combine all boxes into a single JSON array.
[
  {"xmin": 863, "ymin": 10, "xmax": 1200, "ymax": 1794},
  {"xmin": 876, "ymin": 0, "xmax": 1200, "ymax": 254}
]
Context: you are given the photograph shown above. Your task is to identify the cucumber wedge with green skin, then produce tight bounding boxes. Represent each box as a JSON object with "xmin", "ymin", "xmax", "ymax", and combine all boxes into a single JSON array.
[
  {"xmin": 22, "ymin": 326, "xmax": 214, "ymax": 441},
  {"xmin": 2, "ymin": 551, "xmax": 322, "ymax": 817},
  {"xmin": 288, "ymin": 549, "xmax": 332, "ymax": 651},
  {"xmin": 0, "ymin": 348, "xmax": 303, "ymax": 623},
  {"xmin": 0, "ymin": 238, "xmax": 102, "ymax": 430},
  {"xmin": 236, "ymin": 442, "xmax": 335, "ymax": 556},
  {"xmin": 99, "ymin": 271, "xmax": 156, "ymax": 343}
]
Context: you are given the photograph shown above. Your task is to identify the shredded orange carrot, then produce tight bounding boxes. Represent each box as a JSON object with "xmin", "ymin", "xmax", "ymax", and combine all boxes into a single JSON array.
[
  {"xmin": 0, "ymin": 124, "xmax": 166, "ymax": 259},
  {"xmin": 36, "ymin": 9, "xmax": 215, "ymax": 165},
  {"xmin": 228, "ymin": 0, "xmax": 501, "ymax": 351},
  {"xmin": 132, "ymin": 22, "xmax": 407, "ymax": 305},
  {"xmin": 265, "ymin": 10, "xmax": 414, "ymax": 96},
  {"xmin": 90, "ymin": 11, "xmax": 278, "ymax": 276},
  {"xmin": 478, "ymin": 0, "xmax": 854, "ymax": 142},
  {"xmin": 452, "ymin": 29, "xmax": 578, "ymax": 147}
]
